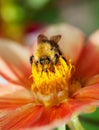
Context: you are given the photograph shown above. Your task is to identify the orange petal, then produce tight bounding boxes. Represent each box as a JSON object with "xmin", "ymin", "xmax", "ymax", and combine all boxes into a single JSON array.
[
  {"xmin": 84, "ymin": 74, "xmax": 99, "ymax": 86},
  {"xmin": 26, "ymin": 99, "xmax": 92, "ymax": 130},
  {"xmin": 73, "ymin": 83, "xmax": 99, "ymax": 105},
  {"xmin": 0, "ymin": 99, "xmax": 93, "ymax": 130},
  {"xmin": 42, "ymin": 23, "xmax": 85, "ymax": 63},
  {"xmin": 0, "ymin": 39, "xmax": 32, "ymax": 87},
  {"xmin": 0, "ymin": 104, "xmax": 43, "ymax": 130},
  {"xmin": 75, "ymin": 30, "xmax": 99, "ymax": 79},
  {"xmin": 0, "ymin": 83, "xmax": 33, "ymax": 109}
]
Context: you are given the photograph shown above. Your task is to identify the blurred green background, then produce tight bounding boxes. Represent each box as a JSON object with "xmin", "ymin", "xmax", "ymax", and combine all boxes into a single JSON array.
[{"xmin": 0, "ymin": 0, "xmax": 99, "ymax": 129}]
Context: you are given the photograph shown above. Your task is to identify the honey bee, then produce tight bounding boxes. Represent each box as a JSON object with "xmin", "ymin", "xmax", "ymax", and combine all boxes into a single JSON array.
[{"xmin": 30, "ymin": 34, "xmax": 66, "ymax": 71}]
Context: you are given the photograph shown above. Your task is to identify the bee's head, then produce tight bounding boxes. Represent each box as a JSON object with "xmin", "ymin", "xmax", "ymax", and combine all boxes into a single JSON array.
[{"xmin": 33, "ymin": 34, "xmax": 62, "ymax": 64}]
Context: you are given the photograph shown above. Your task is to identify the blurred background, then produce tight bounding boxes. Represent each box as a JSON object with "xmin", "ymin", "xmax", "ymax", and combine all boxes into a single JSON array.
[
  {"xmin": 0, "ymin": 0, "xmax": 99, "ymax": 129},
  {"xmin": 1, "ymin": 0, "xmax": 99, "ymax": 43}
]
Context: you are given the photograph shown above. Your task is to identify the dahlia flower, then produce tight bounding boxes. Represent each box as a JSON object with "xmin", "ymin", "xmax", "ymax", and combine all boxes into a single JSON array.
[{"xmin": 0, "ymin": 24, "xmax": 99, "ymax": 130}]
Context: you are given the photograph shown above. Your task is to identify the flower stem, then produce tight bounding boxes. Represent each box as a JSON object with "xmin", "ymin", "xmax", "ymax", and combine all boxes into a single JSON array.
[
  {"xmin": 54, "ymin": 125, "xmax": 66, "ymax": 130},
  {"xmin": 68, "ymin": 116, "xmax": 85, "ymax": 130}
]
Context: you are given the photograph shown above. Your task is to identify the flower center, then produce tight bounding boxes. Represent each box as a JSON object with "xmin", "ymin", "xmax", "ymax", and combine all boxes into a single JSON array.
[{"xmin": 30, "ymin": 34, "xmax": 82, "ymax": 106}]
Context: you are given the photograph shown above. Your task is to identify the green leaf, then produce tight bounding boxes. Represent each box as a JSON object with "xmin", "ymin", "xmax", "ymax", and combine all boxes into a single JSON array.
[{"xmin": 80, "ymin": 108, "xmax": 99, "ymax": 130}]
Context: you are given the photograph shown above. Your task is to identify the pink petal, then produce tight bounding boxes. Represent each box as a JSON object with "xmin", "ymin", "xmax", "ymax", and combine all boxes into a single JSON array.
[
  {"xmin": 0, "ymin": 83, "xmax": 33, "ymax": 109},
  {"xmin": 42, "ymin": 24, "xmax": 85, "ymax": 63},
  {"xmin": 0, "ymin": 104, "xmax": 43, "ymax": 130},
  {"xmin": 75, "ymin": 30, "xmax": 99, "ymax": 79},
  {"xmin": 0, "ymin": 39, "xmax": 32, "ymax": 87},
  {"xmin": 0, "ymin": 58, "xmax": 32, "ymax": 88},
  {"xmin": 73, "ymin": 83, "xmax": 99, "ymax": 105}
]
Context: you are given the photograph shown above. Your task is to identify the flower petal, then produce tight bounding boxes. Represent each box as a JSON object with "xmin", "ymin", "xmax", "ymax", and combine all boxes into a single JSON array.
[
  {"xmin": 0, "ymin": 83, "xmax": 33, "ymax": 109},
  {"xmin": 0, "ymin": 39, "xmax": 32, "ymax": 87},
  {"xmin": 0, "ymin": 98, "xmax": 94, "ymax": 130},
  {"xmin": 75, "ymin": 30, "xmax": 99, "ymax": 79},
  {"xmin": 25, "ymin": 99, "xmax": 92, "ymax": 130},
  {"xmin": 0, "ymin": 104, "xmax": 43, "ymax": 130},
  {"xmin": 84, "ymin": 74, "xmax": 99, "ymax": 86},
  {"xmin": 73, "ymin": 83, "xmax": 99, "ymax": 105},
  {"xmin": 42, "ymin": 23, "xmax": 85, "ymax": 63}
]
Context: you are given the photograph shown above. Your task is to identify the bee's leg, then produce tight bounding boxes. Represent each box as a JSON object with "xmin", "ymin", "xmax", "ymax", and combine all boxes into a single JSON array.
[
  {"xmin": 40, "ymin": 64, "xmax": 44, "ymax": 77},
  {"xmin": 30, "ymin": 55, "xmax": 34, "ymax": 65},
  {"xmin": 42, "ymin": 66, "xmax": 48, "ymax": 72},
  {"xmin": 54, "ymin": 54, "xmax": 59, "ymax": 64},
  {"xmin": 62, "ymin": 56, "xmax": 69, "ymax": 65}
]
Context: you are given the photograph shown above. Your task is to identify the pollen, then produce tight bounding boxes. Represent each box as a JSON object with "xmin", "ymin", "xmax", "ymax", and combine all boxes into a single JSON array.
[{"xmin": 31, "ymin": 56, "xmax": 75, "ymax": 106}]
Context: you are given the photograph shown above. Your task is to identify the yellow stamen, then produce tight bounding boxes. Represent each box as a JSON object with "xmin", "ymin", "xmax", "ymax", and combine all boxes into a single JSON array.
[{"xmin": 31, "ymin": 56, "xmax": 76, "ymax": 106}]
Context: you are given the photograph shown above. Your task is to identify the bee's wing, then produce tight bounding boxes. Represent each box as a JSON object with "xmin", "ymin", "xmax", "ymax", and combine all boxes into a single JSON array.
[
  {"xmin": 50, "ymin": 35, "xmax": 61, "ymax": 43},
  {"xmin": 37, "ymin": 34, "xmax": 48, "ymax": 43}
]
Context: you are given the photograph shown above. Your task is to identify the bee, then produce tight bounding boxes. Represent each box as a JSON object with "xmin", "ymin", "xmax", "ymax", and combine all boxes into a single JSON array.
[{"xmin": 30, "ymin": 34, "xmax": 65, "ymax": 70}]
